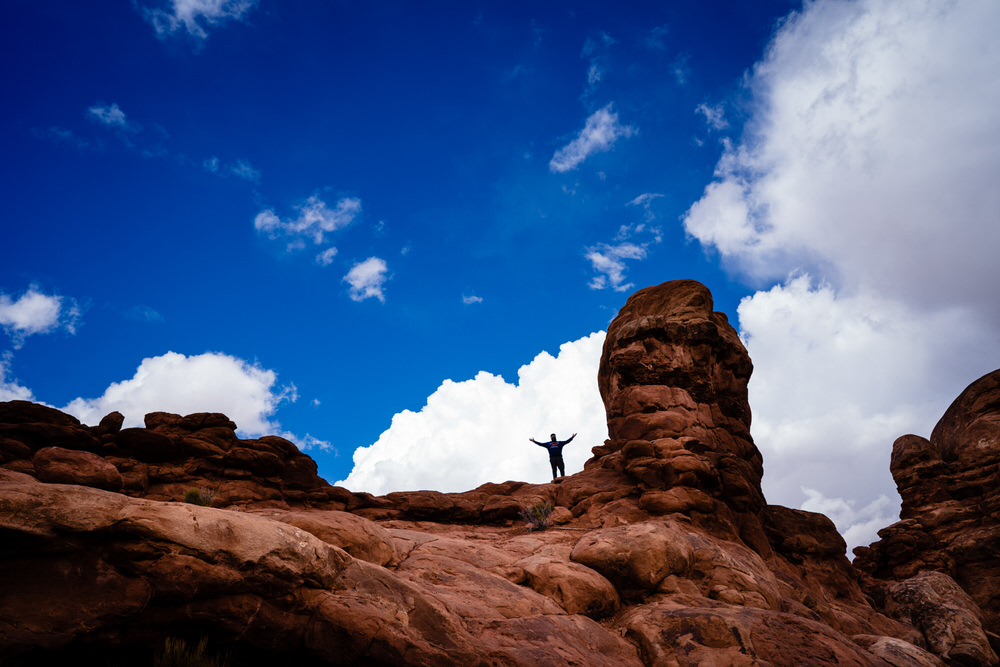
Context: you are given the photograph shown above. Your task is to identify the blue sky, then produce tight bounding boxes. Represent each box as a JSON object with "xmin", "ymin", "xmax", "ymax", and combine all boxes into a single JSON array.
[{"xmin": 3, "ymin": 0, "xmax": 998, "ymax": 551}]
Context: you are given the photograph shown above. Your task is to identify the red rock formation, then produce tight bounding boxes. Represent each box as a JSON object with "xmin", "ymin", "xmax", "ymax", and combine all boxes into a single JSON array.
[
  {"xmin": 855, "ymin": 369, "xmax": 1000, "ymax": 643},
  {"xmin": 1, "ymin": 280, "xmax": 997, "ymax": 666},
  {"xmin": 594, "ymin": 279, "xmax": 766, "ymax": 547},
  {"xmin": 0, "ymin": 401, "xmax": 343, "ymax": 509}
]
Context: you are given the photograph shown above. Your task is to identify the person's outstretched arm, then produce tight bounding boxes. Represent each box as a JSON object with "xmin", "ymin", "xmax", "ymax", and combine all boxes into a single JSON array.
[{"xmin": 563, "ymin": 433, "xmax": 577, "ymax": 444}]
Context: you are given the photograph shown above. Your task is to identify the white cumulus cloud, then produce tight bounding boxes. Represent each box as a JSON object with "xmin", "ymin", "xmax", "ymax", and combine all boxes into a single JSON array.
[
  {"xmin": 684, "ymin": 0, "xmax": 1000, "ymax": 551},
  {"xmin": 0, "ymin": 285, "xmax": 81, "ymax": 349},
  {"xmin": 140, "ymin": 0, "xmax": 259, "ymax": 40},
  {"xmin": 61, "ymin": 351, "xmax": 296, "ymax": 437},
  {"xmin": 550, "ymin": 104, "xmax": 636, "ymax": 173},
  {"xmin": 344, "ymin": 257, "xmax": 389, "ymax": 303},
  {"xmin": 337, "ymin": 332, "xmax": 608, "ymax": 494}
]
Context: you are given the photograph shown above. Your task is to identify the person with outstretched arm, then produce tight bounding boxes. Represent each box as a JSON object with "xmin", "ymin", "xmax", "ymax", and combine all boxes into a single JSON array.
[{"xmin": 530, "ymin": 432, "xmax": 577, "ymax": 479}]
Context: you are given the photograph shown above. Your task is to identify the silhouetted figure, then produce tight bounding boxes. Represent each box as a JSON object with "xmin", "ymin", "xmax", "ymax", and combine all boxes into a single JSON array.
[{"xmin": 530, "ymin": 432, "xmax": 576, "ymax": 479}]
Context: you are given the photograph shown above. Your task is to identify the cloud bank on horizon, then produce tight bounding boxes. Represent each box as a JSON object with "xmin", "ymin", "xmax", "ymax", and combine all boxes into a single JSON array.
[
  {"xmin": 687, "ymin": 0, "xmax": 1000, "ymax": 548},
  {"xmin": 336, "ymin": 332, "xmax": 609, "ymax": 493}
]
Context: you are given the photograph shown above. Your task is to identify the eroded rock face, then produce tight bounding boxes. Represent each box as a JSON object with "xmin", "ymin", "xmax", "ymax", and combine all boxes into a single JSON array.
[
  {"xmin": 594, "ymin": 279, "xmax": 766, "ymax": 543},
  {"xmin": 881, "ymin": 572, "xmax": 998, "ymax": 666},
  {"xmin": 855, "ymin": 370, "xmax": 1000, "ymax": 636}
]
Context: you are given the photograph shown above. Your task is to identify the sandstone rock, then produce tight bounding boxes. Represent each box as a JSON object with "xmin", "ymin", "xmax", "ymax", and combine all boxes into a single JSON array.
[
  {"xmin": 262, "ymin": 509, "xmax": 397, "ymax": 566},
  {"xmin": 0, "ymin": 400, "xmax": 81, "ymax": 427},
  {"xmin": 113, "ymin": 427, "xmax": 177, "ymax": 462},
  {"xmin": 0, "ymin": 477, "xmax": 349, "ymax": 661},
  {"xmin": 852, "ymin": 635, "xmax": 947, "ymax": 666},
  {"xmin": 144, "ymin": 411, "xmax": 238, "ymax": 432},
  {"xmin": 571, "ymin": 520, "xmax": 694, "ymax": 594},
  {"xmin": 32, "ymin": 446, "xmax": 123, "ymax": 491},
  {"xmin": 89, "ymin": 410, "xmax": 124, "ymax": 437},
  {"xmin": 856, "ymin": 370, "xmax": 1000, "ymax": 636},
  {"xmin": 879, "ymin": 571, "xmax": 998, "ymax": 667},
  {"xmin": 596, "ymin": 279, "xmax": 766, "ymax": 545},
  {"xmin": 0, "ymin": 402, "xmax": 344, "ymax": 510},
  {"xmin": 622, "ymin": 601, "xmax": 905, "ymax": 667},
  {"xmin": 482, "ymin": 493, "xmax": 524, "ymax": 522},
  {"xmin": 514, "ymin": 553, "xmax": 619, "ymax": 618},
  {"xmin": 0, "ymin": 402, "xmax": 99, "ymax": 453}
]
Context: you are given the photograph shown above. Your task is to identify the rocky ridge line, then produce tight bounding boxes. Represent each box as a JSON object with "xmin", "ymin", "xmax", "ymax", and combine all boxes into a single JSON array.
[{"xmin": 1, "ymin": 279, "xmax": 997, "ymax": 666}]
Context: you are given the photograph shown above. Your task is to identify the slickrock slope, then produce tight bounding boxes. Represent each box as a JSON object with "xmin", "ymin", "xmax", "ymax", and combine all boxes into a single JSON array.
[
  {"xmin": 1, "ymin": 279, "xmax": 997, "ymax": 666},
  {"xmin": 855, "ymin": 369, "xmax": 1000, "ymax": 640}
]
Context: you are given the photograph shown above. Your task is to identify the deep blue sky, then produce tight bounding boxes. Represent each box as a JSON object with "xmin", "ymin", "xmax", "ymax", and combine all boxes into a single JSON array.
[
  {"xmin": 2, "ymin": 1, "xmax": 793, "ymax": 460},
  {"xmin": 5, "ymin": 0, "xmax": 996, "ymax": 551}
]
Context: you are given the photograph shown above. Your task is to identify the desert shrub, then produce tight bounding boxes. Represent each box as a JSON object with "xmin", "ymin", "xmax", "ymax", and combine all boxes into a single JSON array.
[
  {"xmin": 183, "ymin": 488, "xmax": 216, "ymax": 507},
  {"xmin": 155, "ymin": 637, "xmax": 230, "ymax": 667},
  {"xmin": 520, "ymin": 501, "xmax": 555, "ymax": 531}
]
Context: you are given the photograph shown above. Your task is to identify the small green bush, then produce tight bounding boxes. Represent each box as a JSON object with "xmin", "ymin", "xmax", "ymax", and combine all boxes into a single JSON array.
[
  {"xmin": 183, "ymin": 488, "xmax": 216, "ymax": 507},
  {"xmin": 155, "ymin": 637, "xmax": 230, "ymax": 667},
  {"xmin": 520, "ymin": 501, "xmax": 555, "ymax": 531}
]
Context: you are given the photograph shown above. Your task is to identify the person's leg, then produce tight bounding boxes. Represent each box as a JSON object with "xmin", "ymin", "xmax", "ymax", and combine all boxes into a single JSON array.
[
  {"xmin": 556, "ymin": 457, "xmax": 565, "ymax": 478},
  {"xmin": 550, "ymin": 459, "xmax": 558, "ymax": 479}
]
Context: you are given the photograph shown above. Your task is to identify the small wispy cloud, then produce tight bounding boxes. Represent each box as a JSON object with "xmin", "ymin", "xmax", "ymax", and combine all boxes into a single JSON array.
[
  {"xmin": 315, "ymin": 247, "xmax": 338, "ymax": 266},
  {"xmin": 0, "ymin": 285, "xmax": 82, "ymax": 349},
  {"xmin": 614, "ymin": 222, "xmax": 662, "ymax": 244},
  {"xmin": 586, "ymin": 199, "xmax": 664, "ymax": 291},
  {"xmin": 581, "ymin": 32, "xmax": 616, "ymax": 97},
  {"xmin": 125, "ymin": 305, "xmax": 164, "ymax": 323},
  {"xmin": 587, "ymin": 64, "xmax": 603, "ymax": 86},
  {"xmin": 87, "ymin": 103, "xmax": 143, "ymax": 147},
  {"xmin": 462, "ymin": 294, "xmax": 484, "ymax": 305},
  {"xmin": 140, "ymin": 0, "xmax": 259, "ymax": 41},
  {"xmin": 672, "ymin": 54, "xmax": 691, "ymax": 86},
  {"xmin": 204, "ymin": 156, "xmax": 260, "ymax": 182},
  {"xmin": 645, "ymin": 25, "xmax": 669, "ymax": 51},
  {"xmin": 582, "ymin": 32, "xmax": 616, "ymax": 56},
  {"xmin": 37, "ymin": 126, "xmax": 99, "ymax": 151},
  {"xmin": 88, "ymin": 103, "xmax": 129, "ymax": 129},
  {"xmin": 550, "ymin": 104, "xmax": 636, "ymax": 173},
  {"xmin": 294, "ymin": 433, "xmax": 336, "ymax": 453},
  {"xmin": 255, "ymin": 194, "xmax": 362, "ymax": 247},
  {"xmin": 627, "ymin": 192, "xmax": 665, "ymax": 222},
  {"xmin": 229, "ymin": 159, "xmax": 260, "ymax": 182},
  {"xmin": 695, "ymin": 102, "xmax": 729, "ymax": 131},
  {"xmin": 344, "ymin": 257, "xmax": 390, "ymax": 303},
  {"xmin": 585, "ymin": 242, "xmax": 647, "ymax": 292}
]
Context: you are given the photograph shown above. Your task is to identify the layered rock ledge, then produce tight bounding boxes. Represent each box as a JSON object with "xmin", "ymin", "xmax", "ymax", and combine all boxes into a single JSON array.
[{"xmin": 2, "ymin": 279, "xmax": 998, "ymax": 666}]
